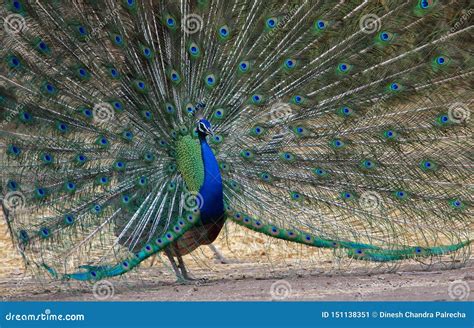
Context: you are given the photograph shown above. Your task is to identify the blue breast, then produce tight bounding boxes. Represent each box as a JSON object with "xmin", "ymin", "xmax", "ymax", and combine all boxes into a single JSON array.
[{"xmin": 198, "ymin": 138, "xmax": 224, "ymax": 224}]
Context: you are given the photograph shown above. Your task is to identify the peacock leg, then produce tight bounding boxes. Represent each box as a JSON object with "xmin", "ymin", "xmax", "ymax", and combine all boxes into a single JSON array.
[
  {"xmin": 208, "ymin": 244, "xmax": 231, "ymax": 264},
  {"xmin": 148, "ymin": 254, "xmax": 157, "ymax": 268},
  {"xmin": 164, "ymin": 248, "xmax": 186, "ymax": 282},
  {"xmin": 176, "ymin": 254, "xmax": 196, "ymax": 281}
]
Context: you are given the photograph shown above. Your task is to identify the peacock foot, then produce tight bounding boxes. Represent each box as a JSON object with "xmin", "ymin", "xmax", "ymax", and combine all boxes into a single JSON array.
[
  {"xmin": 214, "ymin": 257, "xmax": 240, "ymax": 264},
  {"xmin": 175, "ymin": 273, "xmax": 198, "ymax": 285}
]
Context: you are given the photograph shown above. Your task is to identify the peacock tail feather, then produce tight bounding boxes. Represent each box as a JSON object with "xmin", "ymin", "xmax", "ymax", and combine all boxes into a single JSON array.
[{"xmin": 0, "ymin": 0, "xmax": 472, "ymax": 281}]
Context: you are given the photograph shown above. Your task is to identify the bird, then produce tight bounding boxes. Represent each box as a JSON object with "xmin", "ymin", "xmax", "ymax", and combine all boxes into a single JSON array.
[{"xmin": 0, "ymin": 0, "xmax": 472, "ymax": 283}]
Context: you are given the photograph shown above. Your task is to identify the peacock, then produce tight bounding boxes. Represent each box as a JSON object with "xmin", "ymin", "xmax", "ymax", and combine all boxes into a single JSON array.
[{"xmin": 0, "ymin": 0, "xmax": 472, "ymax": 284}]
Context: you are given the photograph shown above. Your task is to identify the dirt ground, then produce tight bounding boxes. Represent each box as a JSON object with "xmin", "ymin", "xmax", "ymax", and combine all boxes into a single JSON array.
[
  {"xmin": 1, "ymin": 258, "xmax": 472, "ymax": 301},
  {"xmin": 1, "ymin": 214, "xmax": 472, "ymax": 301}
]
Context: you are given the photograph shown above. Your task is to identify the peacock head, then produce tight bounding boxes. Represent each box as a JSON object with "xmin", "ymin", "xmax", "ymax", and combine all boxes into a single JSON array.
[{"xmin": 196, "ymin": 119, "xmax": 214, "ymax": 139}]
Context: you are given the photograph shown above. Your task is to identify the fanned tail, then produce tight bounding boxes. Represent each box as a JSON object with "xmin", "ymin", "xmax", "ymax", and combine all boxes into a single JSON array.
[
  {"xmin": 65, "ymin": 212, "xmax": 199, "ymax": 281},
  {"xmin": 227, "ymin": 210, "xmax": 471, "ymax": 262},
  {"xmin": 0, "ymin": 0, "xmax": 472, "ymax": 282},
  {"xmin": 215, "ymin": 0, "xmax": 473, "ymax": 265}
]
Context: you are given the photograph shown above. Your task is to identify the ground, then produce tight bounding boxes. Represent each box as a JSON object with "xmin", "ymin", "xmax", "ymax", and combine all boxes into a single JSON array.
[
  {"xmin": 0, "ymin": 261, "xmax": 474, "ymax": 301},
  {"xmin": 1, "ymin": 215, "xmax": 472, "ymax": 301},
  {"xmin": 1, "ymin": 259, "xmax": 472, "ymax": 301}
]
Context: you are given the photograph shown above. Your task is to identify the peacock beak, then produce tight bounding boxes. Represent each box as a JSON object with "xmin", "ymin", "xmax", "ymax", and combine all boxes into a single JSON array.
[{"xmin": 208, "ymin": 127, "xmax": 215, "ymax": 137}]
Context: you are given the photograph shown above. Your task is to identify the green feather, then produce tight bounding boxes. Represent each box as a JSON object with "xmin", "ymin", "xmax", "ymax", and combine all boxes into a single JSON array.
[{"xmin": 176, "ymin": 135, "xmax": 204, "ymax": 192}]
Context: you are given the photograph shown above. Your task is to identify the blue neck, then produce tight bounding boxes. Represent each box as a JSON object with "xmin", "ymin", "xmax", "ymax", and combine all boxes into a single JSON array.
[{"xmin": 198, "ymin": 135, "xmax": 224, "ymax": 225}]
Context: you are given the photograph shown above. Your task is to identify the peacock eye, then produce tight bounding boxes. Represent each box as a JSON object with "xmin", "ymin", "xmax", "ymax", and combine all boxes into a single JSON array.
[{"xmin": 266, "ymin": 18, "xmax": 277, "ymax": 29}]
